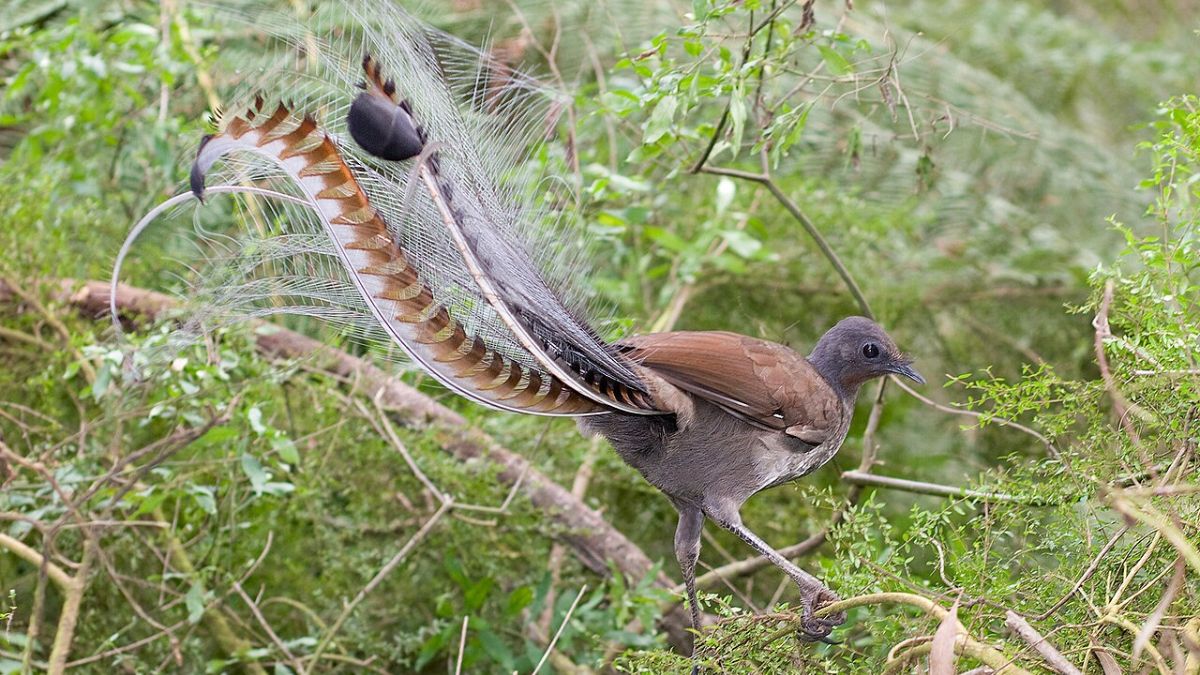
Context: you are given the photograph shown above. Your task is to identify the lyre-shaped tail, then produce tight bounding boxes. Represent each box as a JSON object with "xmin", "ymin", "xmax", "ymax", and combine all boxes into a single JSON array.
[
  {"xmin": 142, "ymin": 1, "xmax": 665, "ymax": 418},
  {"xmin": 190, "ymin": 98, "xmax": 599, "ymax": 415}
]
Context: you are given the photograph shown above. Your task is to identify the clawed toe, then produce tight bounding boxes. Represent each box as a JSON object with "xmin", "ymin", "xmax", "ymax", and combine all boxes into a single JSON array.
[
  {"xmin": 797, "ymin": 614, "xmax": 839, "ymax": 642},
  {"xmin": 796, "ymin": 586, "xmax": 846, "ymax": 642}
]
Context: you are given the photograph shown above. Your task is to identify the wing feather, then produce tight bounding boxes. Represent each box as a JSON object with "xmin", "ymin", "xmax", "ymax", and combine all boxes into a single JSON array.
[{"xmin": 619, "ymin": 331, "xmax": 841, "ymax": 440}]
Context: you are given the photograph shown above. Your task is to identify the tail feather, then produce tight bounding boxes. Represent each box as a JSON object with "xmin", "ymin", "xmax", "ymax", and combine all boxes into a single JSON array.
[
  {"xmin": 120, "ymin": 0, "xmax": 665, "ymax": 416},
  {"xmin": 187, "ymin": 98, "xmax": 597, "ymax": 415}
]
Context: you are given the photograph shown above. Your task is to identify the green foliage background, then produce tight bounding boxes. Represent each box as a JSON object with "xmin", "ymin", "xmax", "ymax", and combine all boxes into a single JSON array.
[{"xmin": 0, "ymin": 0, "xmax": 1198, "ymax": 673}]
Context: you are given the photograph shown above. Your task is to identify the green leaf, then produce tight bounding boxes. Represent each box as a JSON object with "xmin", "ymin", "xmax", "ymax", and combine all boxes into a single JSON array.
[
  {"xmin": 728, "ymin": 89, "xmax": 747, "ymax": 158},
  {"xmin": 415, "ymin": 629, "xmax": 448, "ymax": 670},
  {"xmin": 188, "ymin": 485, "xmax": 217, "ymax": 515},
  {"xmin": 90, "ymin": 361, "xmax": 111, "ymax": 401},
  {"xmin": 240, "ymin": 453, "xmax": 268, "ymax": 493},
  {"xmin": 643, "ymin": 94, "xmax": 677, "ymax": 144},
  {"xmin": 477, "ymin": 629, "xmax": 514, "ymax": 670},
  {"xmin": 715, "ymin": 177, "xmax": 736, "ymax": 214},
  {"xmin": 272, "ymin": 436, "xmax": 300, "ymax": 465},
  {"xmin": 721, "ymin": 230, "xmax": 762, "ymax": 258},
  {"xmin": 504, "ymin": 586, "xmax": 534, "ymax": 617},
  {"xmin": 247, "ymin": 406, "xmax": 266, "ymax": 435},
  {"xmin": 817, "ymin": 45, "xmax": 853, "ymax": 75},
  {"xmin": 464, "ymin": 577, "xmax": 494, "ymax": 612},
  {"xmin": 645, "ymin": 226, "xmax": 689, "ymax": 253},
  {"xmin": 185, "ymin": 582, "xmax": 205, "ymax": 624}
]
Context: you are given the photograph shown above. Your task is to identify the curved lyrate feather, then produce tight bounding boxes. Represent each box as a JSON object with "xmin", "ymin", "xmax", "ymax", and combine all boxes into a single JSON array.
[
  {"xmin": 189, "ymin": 97, "xmax": 599, "ymax": 415},
  {"xmin": 123, "ymin": 0, "xmax": 666, "ymax": 417}
]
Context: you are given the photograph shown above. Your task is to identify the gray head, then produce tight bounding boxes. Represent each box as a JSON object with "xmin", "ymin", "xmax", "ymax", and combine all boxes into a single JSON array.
[{"xmin": 808, "ymin": 316, "xmax": 924, "ymax": 394}]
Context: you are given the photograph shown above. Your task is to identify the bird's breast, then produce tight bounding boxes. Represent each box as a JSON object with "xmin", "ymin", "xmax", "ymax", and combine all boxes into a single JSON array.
[{"xmin": 752, "ymin": 408, "xmax": 852, "ymax": 492}]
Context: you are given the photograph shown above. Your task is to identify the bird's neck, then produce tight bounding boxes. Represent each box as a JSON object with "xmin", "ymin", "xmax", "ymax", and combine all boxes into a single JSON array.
[{"xmin": 808, "ymin": 346, "xmax": 862, "ymax": 403}]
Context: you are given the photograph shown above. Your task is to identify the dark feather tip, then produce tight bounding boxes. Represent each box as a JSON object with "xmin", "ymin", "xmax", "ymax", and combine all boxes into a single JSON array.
[{"xmin": 189, "ymin": 134, "xmax": 214, "ymax": 202}]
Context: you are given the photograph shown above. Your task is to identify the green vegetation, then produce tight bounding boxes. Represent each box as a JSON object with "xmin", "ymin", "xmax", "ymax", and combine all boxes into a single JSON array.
[{"xmin": 1, "ymin": 0, "xmax": 1198, "ymax": 673}]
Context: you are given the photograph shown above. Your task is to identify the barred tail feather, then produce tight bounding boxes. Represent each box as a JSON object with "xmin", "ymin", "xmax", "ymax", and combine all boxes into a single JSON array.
[
  {"xmin": 182, "ymin": 99, "xmax": 599, "ymax": 416},
  {"xmin": 116, "ymin": 0, "xmax": 667, "ymax": 417}
]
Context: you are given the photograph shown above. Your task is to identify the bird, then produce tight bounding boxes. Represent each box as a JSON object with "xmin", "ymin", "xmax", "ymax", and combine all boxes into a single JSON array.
[{"xmin": 117, "ymin": 0, "xmax": 924, "ymax": 668}]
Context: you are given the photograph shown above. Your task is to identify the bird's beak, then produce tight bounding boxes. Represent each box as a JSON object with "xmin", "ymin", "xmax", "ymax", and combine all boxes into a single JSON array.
[{"xmin": 890, "ymin": 363, "xmax": 925, "ymax": 385}]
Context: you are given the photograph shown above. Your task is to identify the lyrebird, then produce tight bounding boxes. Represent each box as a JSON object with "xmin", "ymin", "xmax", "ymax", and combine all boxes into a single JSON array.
[{"xmin": 119, "ymin": 1, "xmax": 922, "ymax": 668}]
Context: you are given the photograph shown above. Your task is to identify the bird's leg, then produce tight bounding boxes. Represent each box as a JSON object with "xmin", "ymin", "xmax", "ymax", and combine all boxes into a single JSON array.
[
  {"xmin": 674, "ymin": 506, "xmax": 705, "ymax": 674},
  {"xmin": 707, "ymin": 506, "xmax": 846, "ymax": 640}
]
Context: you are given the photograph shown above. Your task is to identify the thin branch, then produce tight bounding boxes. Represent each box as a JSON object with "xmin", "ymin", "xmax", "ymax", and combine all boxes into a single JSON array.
[
  {"xmin": 840, "ymin": 470, "xmax": 1060, "ymax": 505},
  {"xmin": 890, "ymin": 377, "xmax": 1059, "ymax": 456},
  {"xmin": 234, "ymin": 582, "xmax": 302, "ymax": 674},
  {"xmin": 1004, "ymin": 611, "xmax": 1082, "ymax": 675},
  {"xmin": 0, "ymin": 533, "xmax": 72, "ymax": 589},
  {"xmin": 454, "ymin": 616, "xmax": 469, "ymax": 675},
  {"xmin": 46, "ymin": 537, "xmax": 98, "ymax": 674},
  {"xmin": 1033, "ymin": 525, "xmax": 1129, "ymax": 621},
  {"xmin": 531, "ymin": 585, "xmax": 587, "ymax": 675},
  {"xmin": 1093, "ymin": 280, "xmax": 1142, "ymax": 446},
  {"xmin": 306, "ymin": 500, "xmax": 452, "ymax": 674},
  {"xmin": 699, "ymin": 165, "xmax": 874, "ymax": 318}
]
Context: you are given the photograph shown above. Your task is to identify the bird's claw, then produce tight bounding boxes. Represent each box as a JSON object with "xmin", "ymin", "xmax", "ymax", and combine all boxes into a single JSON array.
[{"xmin": 796, "ymin": 586, "xmax": 846, "ymax": 642}]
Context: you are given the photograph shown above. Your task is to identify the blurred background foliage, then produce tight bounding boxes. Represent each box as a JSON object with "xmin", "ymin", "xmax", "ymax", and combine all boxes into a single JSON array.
[{"xmin": 0, "ymin": 0, "xmax": 1198, "ymax": 672}]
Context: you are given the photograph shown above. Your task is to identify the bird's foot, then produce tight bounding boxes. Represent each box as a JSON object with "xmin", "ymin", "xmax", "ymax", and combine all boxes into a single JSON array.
[{"xmin": 796, "ymin": 584, "xmax": 846, "ymax": 642}]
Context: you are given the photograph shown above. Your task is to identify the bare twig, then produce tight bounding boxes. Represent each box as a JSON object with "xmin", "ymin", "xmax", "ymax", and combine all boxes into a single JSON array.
[
  {"xmin": 306, "ymin": 500, "xmax": 453, "ymax": 674},
  {"xmin": 890, "ymin": 378, "xmax": 1059, "ymax": 457},
  {"xmin": 698, "ymin": 165, "xmax": 874, "ymax": 318},
  {"xmin": 0, "ymin": 533, "xmax": 73, "ymax": 589},
  {"xmin": 841, "ymin": 470, "xmax": 1059, "ymax": 505},
  {"xmin": 1004, "ymin": 611, "xmax": 1082, "ymax": 675},
  {"xmin": 454, "ymin": 616, "xmax": 469, "ymax": 675},
  {"xmin": 1033, "ymin": 525, "xmax": 1129, "ymax": 621},
  {"xmin": 532, "ymin": 585, "xmax": 587, "ymax": 675},
  {"xmin": 234, "ymin": 582, "xmax": 302, "ymax": 673},
  {"xmin": 1093, "ymin": 280, "xmax": 1142, "ymax": 445}
]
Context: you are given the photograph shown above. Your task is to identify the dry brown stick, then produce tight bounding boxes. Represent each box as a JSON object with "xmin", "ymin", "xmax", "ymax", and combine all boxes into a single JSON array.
[
  {"xmin": 1093, "ymin": 280, "xmax": 1142, "ymax": 446},
  {"xmin": 234, "ymin": 582, "xmax": 302, "ymax": 673},
  {"xmin": 1004, "ymin": 611, "xmax": 1083, "ymax": 675}
]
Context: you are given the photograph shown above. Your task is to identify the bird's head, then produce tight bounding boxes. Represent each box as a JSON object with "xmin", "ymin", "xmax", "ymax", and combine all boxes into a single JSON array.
[{"xmin": 808, "ymin": 316, "xmax": 924, "ymax": 393}]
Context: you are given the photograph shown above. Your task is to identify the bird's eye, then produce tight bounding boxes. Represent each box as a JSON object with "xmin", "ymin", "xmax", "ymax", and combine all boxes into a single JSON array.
[{"xmin": 862, "ymin": 343, "xmax": 880, "ymax": 359}]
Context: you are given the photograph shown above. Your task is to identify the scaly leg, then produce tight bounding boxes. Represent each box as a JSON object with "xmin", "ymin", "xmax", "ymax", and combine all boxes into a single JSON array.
[
  {"xmin": 708, "ymin": 505, "xmax": 846, "ymax": 640},
  {"xmin": 674, "ymin": 506, "xmax": 705, "ymax": 675}
]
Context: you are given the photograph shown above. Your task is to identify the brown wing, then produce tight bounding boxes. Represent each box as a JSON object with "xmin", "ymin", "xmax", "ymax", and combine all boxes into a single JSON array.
[{"xmin": 619, "ymin": 331, "xmax": 841, "ymax": 442}]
